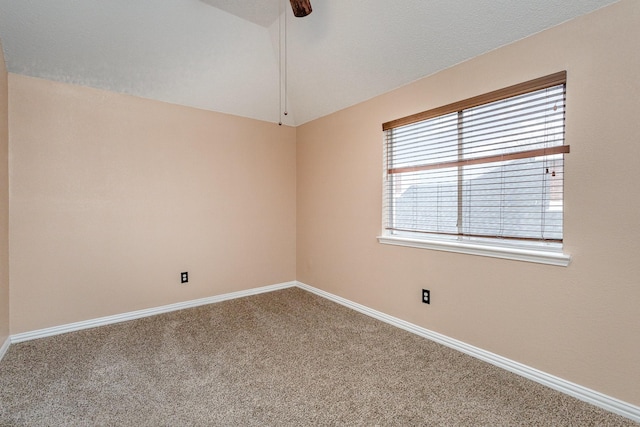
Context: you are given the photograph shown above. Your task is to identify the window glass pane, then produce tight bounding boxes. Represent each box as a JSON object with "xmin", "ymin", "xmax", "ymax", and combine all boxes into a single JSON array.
[
  {"xmin": 390, "ymin": 113, "xmax": 458, "ymax": 169},
  {"xmin": 462, "ymin": 86, "xmax": 565, "ymax": 159},
  {"xmin": 391, "ymin": 168, "xmax": 458, "ymax": 234},
  {"xmin": 461, "ymin": 156, "xmax": 563, "ymax": 240}
]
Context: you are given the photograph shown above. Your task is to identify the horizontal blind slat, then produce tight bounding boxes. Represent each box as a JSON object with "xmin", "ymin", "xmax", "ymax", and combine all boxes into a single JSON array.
[{"xmin": 389, "ymin": 145, "xmax": 569, "ymax": 174}]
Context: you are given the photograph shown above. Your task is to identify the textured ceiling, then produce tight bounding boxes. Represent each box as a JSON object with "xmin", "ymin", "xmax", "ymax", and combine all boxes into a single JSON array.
[
  {"xmin": 199, "ymin": 0, "xmax": 281, "ymax": 27},
  {"xmin": 0, "ymin": 0, "xmax": 620, "ymax": 126}
]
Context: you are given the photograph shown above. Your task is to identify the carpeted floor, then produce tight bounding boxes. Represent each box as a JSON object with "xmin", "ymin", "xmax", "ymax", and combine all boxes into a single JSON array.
[{"xmin": 0, "ymin": 287, "xmax": 636, "ymax": 426}]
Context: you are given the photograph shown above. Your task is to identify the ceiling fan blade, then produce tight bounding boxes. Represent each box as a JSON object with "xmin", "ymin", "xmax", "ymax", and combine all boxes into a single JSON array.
[{"xmin": 289, "ymin": 0, "xmax": 312, "ymax": 17}]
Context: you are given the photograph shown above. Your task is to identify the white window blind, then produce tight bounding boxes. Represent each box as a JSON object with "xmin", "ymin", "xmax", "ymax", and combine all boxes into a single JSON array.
[{"xmin": 382, "ymin": 72, "xmax": 568, "ymax": 247}]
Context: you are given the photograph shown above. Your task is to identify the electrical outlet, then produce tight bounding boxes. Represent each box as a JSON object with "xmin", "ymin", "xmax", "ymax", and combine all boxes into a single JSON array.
[
  {"xmin": 422, "ymin": 289, "xmax": 430, "ymax": 304},
  {"xmin": 181, "ymin": 272, "xmax": 188, "ymax": 284}
]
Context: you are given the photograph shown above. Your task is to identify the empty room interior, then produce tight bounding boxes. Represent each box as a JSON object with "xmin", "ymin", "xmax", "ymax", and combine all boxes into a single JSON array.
[{"xmin": 0, "ymin": 0, "xmax": 639, "ymax": 424}]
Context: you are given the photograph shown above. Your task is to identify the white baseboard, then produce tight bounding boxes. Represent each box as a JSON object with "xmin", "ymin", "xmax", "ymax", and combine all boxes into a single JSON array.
[
  {"xmin": 10, "ymin": 281, "xmax": 296, "ymax": 343},
  {"xmin": 295, "ymin": 281, "xmax": 640, "ymax": 423},
  {"xmin": 0, "ymin": 336, "xmax": 10, "ymax": 362}
]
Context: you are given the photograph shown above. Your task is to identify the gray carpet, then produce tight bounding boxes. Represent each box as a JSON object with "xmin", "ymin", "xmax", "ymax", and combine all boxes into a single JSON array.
[{"xmin": 0, "ymin": 287, "xmax": 636, "ymax": 426}]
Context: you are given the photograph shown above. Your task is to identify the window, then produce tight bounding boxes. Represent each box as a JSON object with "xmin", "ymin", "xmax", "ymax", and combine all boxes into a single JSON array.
[{"xmin": 379, "ymin": 72, "xmax": 570, "ymax": 266}]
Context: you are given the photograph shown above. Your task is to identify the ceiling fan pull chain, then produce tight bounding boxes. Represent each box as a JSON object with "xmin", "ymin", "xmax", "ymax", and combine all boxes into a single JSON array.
[
  {"xmin": 278, "ymin": 0, "xmax": 283, "ymax": 125},
  {"xmin": 284, "ymin": 0, "xmax": 288, "ymax": 116}
]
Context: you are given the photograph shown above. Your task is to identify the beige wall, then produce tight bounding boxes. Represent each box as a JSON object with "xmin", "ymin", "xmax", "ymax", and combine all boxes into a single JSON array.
[
  {"xmin": 9, "ymin": 75, "xmax": 296, "ymax": 333},
  {"xmin": 0, "ymin": 40, "xmax": 9, "ymax": 346},
  {"xmin": 297, "ymin": 0, "xmax": 640, "ymax": 406}
]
